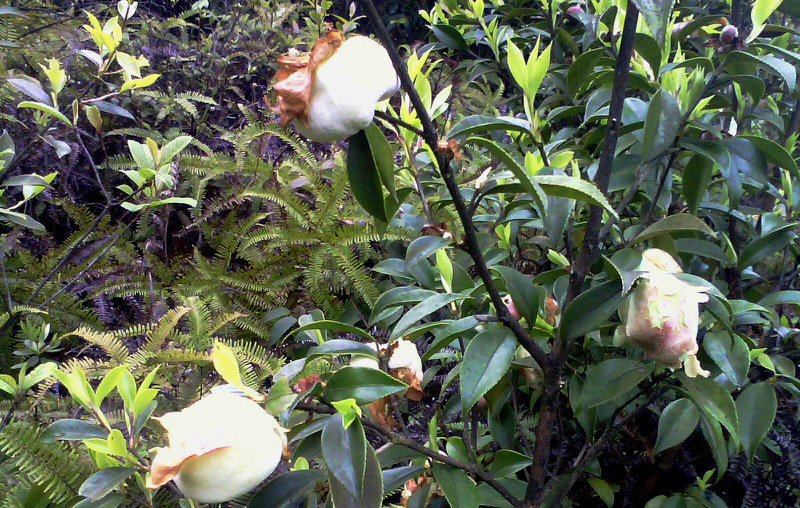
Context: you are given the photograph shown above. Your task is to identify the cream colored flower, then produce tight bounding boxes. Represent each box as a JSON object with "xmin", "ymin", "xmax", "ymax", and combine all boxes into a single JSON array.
[
  {"xmin": 272, "ymin": 30, "xmax": 400, "ymax": 142},
  {"xmin": 615, "ymin": 251, "xmax": 710, "ymax": 377},
  {"xmin": 147, "ymin": 390, "xmax": 287, "ymax": 503}
]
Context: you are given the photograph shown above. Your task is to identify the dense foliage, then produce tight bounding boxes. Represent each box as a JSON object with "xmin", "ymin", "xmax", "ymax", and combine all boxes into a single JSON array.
[{"xmin": 1, "ymin": 0, "xmax": 800, "ymax": 506}]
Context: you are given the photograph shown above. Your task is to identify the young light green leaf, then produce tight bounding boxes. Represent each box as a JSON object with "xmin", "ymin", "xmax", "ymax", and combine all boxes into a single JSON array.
[{"xmin": 18, "ymin": 101, "xmax": 72, "ymax": 125}]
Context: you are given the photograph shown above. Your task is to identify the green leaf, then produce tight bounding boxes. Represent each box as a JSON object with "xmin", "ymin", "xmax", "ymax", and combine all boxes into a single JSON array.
[
  {"xmin": 740, "ymin": 135, "xmax": 799, "ymax": 179},
  {"xmin": 432, "ymin": 463, "xmax": 478, "ymax": 508},
  {"xmin": 382, "ymin": 465, "xmax": 426, "ymax": 497},
  {"xmin": 363, "ymin": 124, "xmax": 396, "ymax": 201},
  {"xmin": 631, "ymin": 0, "xmax": 676, "ymax": 45},
  {"xmin": 6, "ymin": 78, "xmax": 51, "ymax": 105},
  {"xmin": 447, "ymin": 115, "xmax": 531, "ymax": 139},
  {"xmin": 212, "ymin": 341, "xmax": 245, "ymax": 390},
  {"xmin": 630, "ymin": 213, "xmax": 714, "ymax": 245},
  {"xmin": 641, "ymin": 88, "xmax": 681, "ymax": 161},
  {"xmin": 369, "ymin": 287, "xmax": 436, "ymax": 325},
  {"xmin": 263, "ymin": 377, "xmax": 295, "ymax": 415},
  {"xmin": 680, "ymin": 374, "xmax": 739, "ymax": 445},
  {"xmin": 527, "ymin": 40, "xmax": 552, "ymax": 98},
  {"xmin": 3, "ymin": 174, "xmax": 54, "ymax": 188},
  {"xmin": 465, "ymin": 136, "xmax": 547, "ymax": 216},
  {"xmin": 18, "ymin": 101, "xmax": 72, "ymax": 125},
  {"xmin": 587, "ymin": 476, "xmax": 614, "ymax": 508},
  {"xmin": 432, "ymin": 24, "xmax": 468, "ymax": 51},
  {"xmin": 506, "ymin": 39, "xmax": 528, "ymax": 91},
  {"xmin": 41, "ymin": 419, "xmax": 109, "ymax": 443},
  {"xmin": 347, "ymin": 129, "xmax": 388, "ymax": 222},
  {"xmin": 292, "ymin": 321, "xmax": 376, "ymax": 343},
  {"xmin": 78, "ymin": 467, "xmax": 135, "ymax": 501},
  {"xmin": 725, "ymin": 51, "xmax": 795, "ymax": 90},
  {"xmin": 738, "ymin": 223, "xmax": 798, "ymax": 270},
  {"xmin": 248, "ymin": 470, "xmax": 326, "ymax": 508},
  {"xmin": 322, "ymin": 414, "xmax": 366, "ymax": 498},
  {"xmin": 119, "ymin": 73, "xmax": 160, "ymax": 92},
  {"xmin": 736, "ymin": 383, "xmax": 777, "ymax": 462},
  {"xmin": 702, "ymin": 332, "xmax": 749, "ymax": 387},
  {"xmin": 488, "ymin": 450, "xmax": 532, "ymax": 478},
  {"xmin": 307, "ymin": 339, "xmax": 379, "ymax": 361},
  {"xmin": 561, "ymin": 280, "xmax": 623, "ymax": 341},
  {"xmin": 748, "ymin": 0, "xmax": 785, "ymax": 42},
  {"xmin": 327, "ymin": 435, "xmax": 382, "ymax": 508},
  {"xmin": 759, "ymin": 290, "xmax": 800, "ymax": 308},
  {"xmin": 323, "ymin": 366, "xmax": 407, "ymax": 405},
  {"xmin": 73, "ymin": 494, "xmax": 125, "ymax": 508},
  {"xmin": 578, "ymin": 359, "xmax": 649, "ymax": 411},
  {"xmin": 95, "ymin": 365, "xmax": 127, "ymax": 406},
  {"xmin": 532, "ymin": 174, "xmax": 618, "ymax": 219},
  {"xmin": 492, "ymin": 265, "xmax": 539, "ymax": 327},
  {"xmin": 127, "ymin": 140, "xmax": 155, "ymax": 170},
  {"xmin": 392, "ymin": 292, "xmax": 467, "ymax": 339},
  {"xmin": 0, "ymin": 209, "xmax": 46, "ymax": 231},
  {"xmin": 92, "ymin": 100, "xmax": 134, "ymax": 119},
  {"xmin": 699, "ymin": 412, "xmax": 728, "ymax": 478},
  {"xmin": 160, "ymin": 135, "xmax": 193, "ymax": 164},
  {"xmin": 461, "ymin": 326, "xmax": 516, "ymax": 414},
  {"xmin": 654, "ymin": 398, "xmax": 699, "ymax": 454}
]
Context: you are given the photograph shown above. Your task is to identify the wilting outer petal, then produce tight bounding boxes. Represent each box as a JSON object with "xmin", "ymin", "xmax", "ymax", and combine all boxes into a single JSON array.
[{"xmin": 147, "ymin": 391, "xmax": 286, "ymax": 503}]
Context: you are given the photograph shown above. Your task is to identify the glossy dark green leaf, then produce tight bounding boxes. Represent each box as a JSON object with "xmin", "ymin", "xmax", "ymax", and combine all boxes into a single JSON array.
[
  {"xmin": 248, "ymin": 470, "xmax": 325, "ymax": 507},
  {"xmin": 634, "ymin": 33, "xmax": 661, "ymax": 76},
  {"xmin": 382, "ymin": 465, "xmax": 426, "ymax": 497},
  {"xmin": 432, "ymin": 463, "xmax": 478, "ymax": 508},
  {"xmin": 327, "ymin": 436, "xmax": 382, "ymax": 508},
  {"xmin": 759, "ymin": 290, "xmax": 800, "ymax": 308},
  {"xmin": 369, "ymin": 287, "xmax": 436, "ymax": 325},
  {"xmin": 432, "ymin": 24, "xmax": 468, "ymax": 51},
  {"xmin": 641, "ymin": 88, "xmax": 681, "ymax": 161},
  {"xmin": 488, "ymin": 450, "xmax": 532, "ymax": 478},
  {"xmin": 41, "ymin": 419, "xmax": 109, "ymax": 443},
  {"xmin": 725, "ymin": 51, "xmax": 796, "ymax": 90},
  {"xmin": 347, "ymin": 129, "xmax": 388, "ymax": 222},
  {"xmin": 405, "ymin": 236, "xmax": 452, "ymax": 269},
  {"xmin": 680, "ymin": 374, "xmax": 739, "ymax": 445},
  {"xmin": 78, "ymin": 468, "xmax": 135, "ymax": 501},
  {"xmin": 461, "ymin": 326, "xmax": 516, "ymax": 414},
  {"xmin": 92, "ymin": 100, "xmax": 135, "ymax": 120},
  {"xmin": 72, "ymin": 494, "xmax": 125, "ymax": 508},
  {"xmin": 654, "ymin": 398, "xmax": 699, "ymax": 454},
  {"xmin": 699, "ymin": 412, "xmax": 728, "ymax": 478},
  {"xmin": 674, "ymin": 238, "xmax": 730, "ymax": 265},
  {"xmin": 740, "ymin": 135, "xmax": 800, "ymax": 179},
  {"xmin": 492, "ymin": 265, "xmax": 538, "ymax": 326},
  {"xmin": 307, "ymin": 339, "xmax": 379, "ymax": 361},
  {"xmin": 392, "ymin": 292, "xmax": 467, "ymax": 339},
  {"xmin": 322, "ymin": 414, "xmax": 366, "ymax": 498},
  {"xmin": 630, "ymin": 213, "xmax": 714, "ymax": 244},
  {"xmin": 561, "ymin": 280, "xmax": 623, "ymax": 340},
  {"xmin": 605, "ymin": 248, "xmax": 644, "ymax": 295},
  {"xmin": 324, "ymin": 366, "xmax": 407, "ymax": 405},
  {"xmin": 702, "ymin": 332, "xmax": 749, "ymax": 387},
  {"xmin": 736, "ymin": 383, "xmax": 777, "ymax": 462},
  {"xmin": 447, "ymin": 115, "xmax": 531, "ymax": 139},
  {"xmin": 738, "ymin": 223, "xmax": 798, "ymax": 270},
  {"xmin": 465, "ymin": 136, "xmax": 547, "ymax": 216},
  {"xmin": 631, "ymin": 0, "xmax": 673, "ymax": 44},
  {"xmin": 578, "ymin": 358, "xmax": 649, "ymax": 411},
  {"xmin": 363, "ymin": 123, "xmax": 396, "ymax": 201},
  {"xmin": 567, "ymin": 48, "xmax": 605, "ymax": 95},
  {"xmin": 533, "ymin": 174, "xmax": 618, "ymax": 218}
]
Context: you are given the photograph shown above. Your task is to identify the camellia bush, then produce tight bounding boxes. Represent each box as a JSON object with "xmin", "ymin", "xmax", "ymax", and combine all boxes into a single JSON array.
[{"xmin": 1, "ymin": 0, "xmax": 800, "ymax": 506}]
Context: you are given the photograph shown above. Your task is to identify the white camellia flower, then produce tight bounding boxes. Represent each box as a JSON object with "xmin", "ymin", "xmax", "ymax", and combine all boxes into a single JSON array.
[
  {"xmin": 615, "ymin": 249, "xmax": 711, "ymax": 377},
  {"xmin": 147, "ymin": 390, "xmax": 287, "ymax": 503},
  {"xmin": 272, "ymin": 30, "xmax": 400, "ymax": 143}
]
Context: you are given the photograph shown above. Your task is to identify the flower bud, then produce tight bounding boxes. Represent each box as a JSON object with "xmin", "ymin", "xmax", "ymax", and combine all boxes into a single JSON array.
[
  {"xmin": 272, "ymin": 31, "xmax": 400, "ymax": 142},
  {"xmin": 615, "ymin": 251, "xmax": 710, "ymax": 377},
  {"xmin": 719, "ymin": 25, "xmax": 738, "ymax": 45},
  {"xmin": 147, "ymin": 391, "xmax": 287, "ymax": 502}
]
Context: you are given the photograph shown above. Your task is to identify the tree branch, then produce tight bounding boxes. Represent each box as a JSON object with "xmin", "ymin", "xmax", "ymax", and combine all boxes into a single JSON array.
[{"xmin": 358, "ymin": 0, "xmax": 550, "ymax": 371}]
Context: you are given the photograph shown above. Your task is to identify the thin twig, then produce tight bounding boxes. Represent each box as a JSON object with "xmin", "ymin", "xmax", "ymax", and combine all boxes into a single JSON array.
[
  {"xmin": 74, "ymin": 129, "xmax": 112, "ymax": 205},
  {"xmin": 374, "ymin": 109, "xmax": 425, "ymax": 138},
  {"xmin": 358, "ymin": 0, "xmax": 550, "ymax": 372}
]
